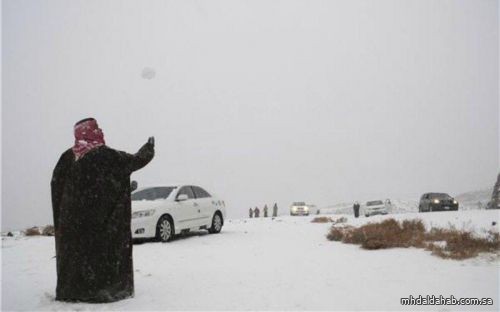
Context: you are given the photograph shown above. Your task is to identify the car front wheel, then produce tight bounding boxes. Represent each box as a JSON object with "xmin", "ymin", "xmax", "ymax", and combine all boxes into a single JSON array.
[
  {"xmin": 209, "ymin": 213, "xmax": 223, "ymax": 234},
  {"xmin": 156, "ymin": 216, "xmax": 174, "ymax": 242}
]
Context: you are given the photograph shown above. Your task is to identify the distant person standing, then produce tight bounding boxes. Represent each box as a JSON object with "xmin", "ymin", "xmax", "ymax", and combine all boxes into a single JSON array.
[
  {"xmin": 130, "ymin": 180, "xmax": 138, "ymax": 192},
  {"xmin": 272, "ymin": 203, "xmax": 278, "ymax": 217},
  {"xmin": 254, "ymin": 206, "xmax": 260, "ymax": 218},
  {"xmin": 51, "ymin": 118, "xmax": 155, "ymax": 302},
  {"xmin": 263, "ymin": 205, "xmax": 268, "ymax": 217},
  {"xmin": 249, "ymin": 207, "xmax": 253, "ymax": 218},
  {"xmin": 353, "ymin": 201, "xmax": 360, "ymax": 218},
  {"xmin": 488, "ymin": 173, "xmax": 500, "ymax": 209}
]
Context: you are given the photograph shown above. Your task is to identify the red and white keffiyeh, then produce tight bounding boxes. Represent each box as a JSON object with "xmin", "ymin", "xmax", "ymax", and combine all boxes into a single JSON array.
[{"xmin": 72, "ymin": 118, "xmax": 105, "ymax": 160}]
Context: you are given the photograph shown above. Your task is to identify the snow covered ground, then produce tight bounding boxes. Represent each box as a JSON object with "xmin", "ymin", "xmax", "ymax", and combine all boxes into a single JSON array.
[{"xmin": 2, "ymin": 210, "xmax": 499, "ymax": 311}]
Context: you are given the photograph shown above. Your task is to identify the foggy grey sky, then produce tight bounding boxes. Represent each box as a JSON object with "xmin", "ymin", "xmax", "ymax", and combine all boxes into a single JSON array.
[{"xmin": 2, "ymin": 0, "xmax": 499, "ymax": 230}]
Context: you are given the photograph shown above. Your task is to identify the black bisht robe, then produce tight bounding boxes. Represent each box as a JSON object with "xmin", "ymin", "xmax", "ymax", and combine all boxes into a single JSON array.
[{"xmin": 51, "ymin": 143, "xmax": 154, "ymax": 302}]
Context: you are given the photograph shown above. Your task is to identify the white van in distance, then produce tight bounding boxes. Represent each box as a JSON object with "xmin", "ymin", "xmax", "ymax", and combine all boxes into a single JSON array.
[{"xmin": 290, "ymin": 202, "xmax": 318, "ymax": 216}]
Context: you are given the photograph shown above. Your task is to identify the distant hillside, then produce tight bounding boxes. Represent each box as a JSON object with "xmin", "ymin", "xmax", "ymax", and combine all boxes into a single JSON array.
[
  {"xmin": 321, "ymin": 189, "xmax": 494, "ymax": 215},
  {"xmin": 320, "ymin": 199, "xmax": 418, "ymax": 215},
  {"xmin": 455, "ymin": 188, "xmax": 493, "ymax": 210}
]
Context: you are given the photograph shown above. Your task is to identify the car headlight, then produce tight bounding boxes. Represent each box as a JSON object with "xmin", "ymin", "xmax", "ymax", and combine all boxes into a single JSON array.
[
  {"xmin": 453, "ymin": 200, "xmax": 458, "ymax": 204},
  {"xmin": 433, "ymin": 199, "xmax": 440, "ymax": 204},
  {"xmin": 304, "ymin": 207, "xmax": 309, "ymax": 211},
  {"xmin": 132, "ymin": 209, "xmax": 155, "ymax": 218}
]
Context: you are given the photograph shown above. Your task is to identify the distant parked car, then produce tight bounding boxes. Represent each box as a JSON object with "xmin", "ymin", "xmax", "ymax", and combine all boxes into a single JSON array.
[
  {"xmin": 290, "ymin": 202, "xmax": 317, "ymax": 216},
  {"xmin": 364, "ymin": 200, "xmax": 390, "ymax": 217},
  {"xmin": 131, "ymin": 185, "xmax": 226, "ymax": 242},
  {"xmin": 418, "ymin": 193, "xmax": 458, "ymax": 212}
]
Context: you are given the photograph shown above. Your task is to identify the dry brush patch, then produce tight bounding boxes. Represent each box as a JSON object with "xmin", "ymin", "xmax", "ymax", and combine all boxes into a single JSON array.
[
  {"xmin": 333, "ymin": 217, "xmax": 347, "ymax": 224},
  {"xmin": 425, "ymin": 227, "xmax": 500, "ymax": 260},
  {"xmin": 312, "ymin": 216, "xmax": 348, "ymax": 224},
  {"xmin": 42, "ymin": 225, "xmax": 55, "ymax": 236},
  {"xmin": 24, "ymin": 227, "xmax": 41, "ymax": 236},
  {"xmin": 22, "ymin": 225, "xmax": 55, "ymax": 237},
  {"xmin": 327, "ymin": 218, "xmax": 500, "ymax": 260},
  {"xmin": 311, "ymin": 216, "xmax": 333, "ymax": 223}
]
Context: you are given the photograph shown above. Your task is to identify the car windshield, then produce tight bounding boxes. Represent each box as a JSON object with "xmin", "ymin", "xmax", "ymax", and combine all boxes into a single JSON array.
[
  {"xmin": 132, "ymin": 187, "xmax": 176, "ymax": 201},
  {"xmin": 430, "ymin": 193, "xmax": 452, "ymax": 199},
  {"xmin": 366, "ymin": 200, "xmax": 384, "ymax": 206},
  {"xmin": 293, "ymin": 202, "xmax": 306, "ymax": 206}
]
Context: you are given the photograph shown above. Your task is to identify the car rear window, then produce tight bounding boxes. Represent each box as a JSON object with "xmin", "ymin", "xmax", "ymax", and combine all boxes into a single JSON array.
[
  {"xmin": 366, "ymin": 200, "xmax": 384, "ymax": 206},
  {"xmin": 192, "ymin": 186, "xmax": 211, "ymax": 198}
]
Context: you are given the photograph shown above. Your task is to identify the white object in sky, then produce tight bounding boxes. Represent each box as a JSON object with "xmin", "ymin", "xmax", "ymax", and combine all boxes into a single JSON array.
[{"xmin": 141, "ymin": 67, "xmax": 156, "ymax": 80}]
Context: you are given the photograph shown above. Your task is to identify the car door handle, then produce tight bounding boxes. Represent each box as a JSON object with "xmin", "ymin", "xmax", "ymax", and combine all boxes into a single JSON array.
[
  {"xmin": 198, "ymin": 209, "xmax": 201, "ymax": 213},
  {"xmin": 193, "ymin": 202, "xmax": 199, "ymax": 207}
]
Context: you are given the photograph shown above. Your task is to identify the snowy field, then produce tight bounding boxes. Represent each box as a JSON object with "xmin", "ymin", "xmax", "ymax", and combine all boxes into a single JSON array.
[{"xmin": 2, "ymin": 210, "xmax": 499, "ymax": 311}]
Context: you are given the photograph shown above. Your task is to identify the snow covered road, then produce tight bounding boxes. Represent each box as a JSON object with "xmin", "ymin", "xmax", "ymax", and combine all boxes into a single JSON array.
[{"xmin": 2, "ymin": 210, "xmax": 499, "ymax": 311}]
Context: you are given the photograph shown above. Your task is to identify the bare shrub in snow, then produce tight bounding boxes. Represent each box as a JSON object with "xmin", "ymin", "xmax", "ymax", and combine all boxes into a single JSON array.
[
  {"xmin": 311, "ymin": 217, "xmax": 332, "ymax": 223},
  {"xmin": 326, "ymin": 218, "xmax": 499, "ymax": 260},
  {"xmin": 327, "ymin": 226, "xmax": 347, "ymax": 241},
  {"xmin": 24, "ymin": 227, "xmax": 41, "ymax": 236},
  {"xmin": 425, "ymin": 227, "xmax": 500, "ymax": 260},
  {"xmin": 362, "ymin": 219, "xmax": 425, "ymax": 249},
  {"xmin": 42, "ymin": 225, "xmax": 55, "ymax": 236},
  {"xmin": 333, "ymin": 217, "xmax": 347, "ymax": 224}
]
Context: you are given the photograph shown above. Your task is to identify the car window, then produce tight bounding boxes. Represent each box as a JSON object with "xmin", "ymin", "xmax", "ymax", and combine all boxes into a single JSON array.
[
  {"xmin": 177, "ymin": 186, "xmax": 195, "ymax": 199},
  {"xmin": 366, "ymin": 200, "xmax": 384, "ymax": 206},
  {"xmin": 192, "ymin": 186, "xmax": 211, "ymax": 198},
  {"xmin": 132, "ymin": 187, "xmax": 175, "ymax": 201}
]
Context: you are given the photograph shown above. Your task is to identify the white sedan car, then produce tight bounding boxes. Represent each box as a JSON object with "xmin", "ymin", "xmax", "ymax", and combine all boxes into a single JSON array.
[
  {"xmin": 364, "ymin": 199, "xmax": 391, "ymax": 217},
  {"xmin": 131, "ymin": 184, "xmax": 226, "ymax": 242}
]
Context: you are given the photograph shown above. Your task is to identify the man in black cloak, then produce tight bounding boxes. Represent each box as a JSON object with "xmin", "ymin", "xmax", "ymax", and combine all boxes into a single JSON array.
[
  {"xmin": 272, "ymin": 203, "xmax": 278, "ymax": 217},
  {"xmin": 254, "ymin": 206, "xmax": 260, "ymax": 218},
  {"xmin": 51, "ymin": 118, "xmax": 155, "ymax": 303},
  {"xmin": 353, "ymin": 201, "xmax": 360, "ymax": 218}
]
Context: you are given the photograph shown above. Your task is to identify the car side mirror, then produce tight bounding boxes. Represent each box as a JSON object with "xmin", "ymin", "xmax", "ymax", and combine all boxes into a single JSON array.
[{"xmin": 176, "ymin": 194, "xmax": 189, "ymax": 201}]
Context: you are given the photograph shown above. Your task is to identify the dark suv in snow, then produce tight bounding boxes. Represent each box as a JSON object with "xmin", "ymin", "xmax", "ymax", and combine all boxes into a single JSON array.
[{"xmin": 418, "ymin": 193, "xmax": 459, "ymax": 212}]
